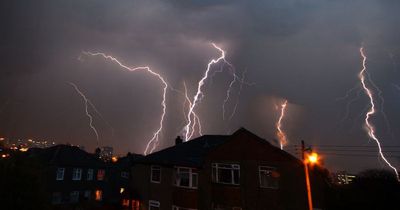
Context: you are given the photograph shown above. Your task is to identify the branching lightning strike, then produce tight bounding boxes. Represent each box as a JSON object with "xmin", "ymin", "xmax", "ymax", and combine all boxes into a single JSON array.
[
  {"xmin": 69, "ymin": 82, "xmax": 100, "ymax": 147},
  {"xmin": 81, "ymin": 52, "xmax": 167, "ymax": 155},
  {"xmin": 183, "ymin": 43, "xmax": 232, "ymax": 141},
  {"xmin": 276, "ymin": 100, "xmax": 288, "ymax": 150},
  {"xmin": 358, "ymin": 47, "xmax": 399, "ymax": 181}
]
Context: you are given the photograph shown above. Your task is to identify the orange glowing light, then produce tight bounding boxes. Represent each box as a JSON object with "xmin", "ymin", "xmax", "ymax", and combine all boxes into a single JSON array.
[
  {"xmin": 95, "ymin": 190, "xmax": 102, "ymax": 201},
  {"xmin": 307, "ymin": 153, "xmax": 318, "ymax": 164},
  {"xmin": 111, "ymin": 156, "xmax": 118, "ymax": 163}
]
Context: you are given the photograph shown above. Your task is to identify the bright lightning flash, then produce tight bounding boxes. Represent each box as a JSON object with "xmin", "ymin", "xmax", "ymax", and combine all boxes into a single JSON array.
[
  {"xmin": 276, "ymin": 100, "xmax": 288, "ymax": 150},
  {"xmin": 183, "ymin": 43, "xmax": 231, "ymax": 141},
  {"xmin": 358, "ymin": 47, "xmax": 399, "ymax": 181},
  {"xmin": 69, "ymin": 82, "xmax": 100, "ymax": 147},
  {"xmin": 81, "ymin": 52, "xmax": 167, "ymax": 155}
]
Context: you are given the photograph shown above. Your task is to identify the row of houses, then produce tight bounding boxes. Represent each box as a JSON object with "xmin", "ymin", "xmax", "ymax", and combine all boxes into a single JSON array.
[{"xmin": 27, "ymin": 128, "xmax": 330, "ymax": 210}]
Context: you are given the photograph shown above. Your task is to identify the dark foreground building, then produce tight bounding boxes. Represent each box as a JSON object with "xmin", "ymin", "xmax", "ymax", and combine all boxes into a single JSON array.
[
  {"xmin": 28, "ymin": 145, "xmax": 141, "ymax": 210},
  {"xmin": 130, "ymin": 128, "xmax": 329, "ymax": 210}
]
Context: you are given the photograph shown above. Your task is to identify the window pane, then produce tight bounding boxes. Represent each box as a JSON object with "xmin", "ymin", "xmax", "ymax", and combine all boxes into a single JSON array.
[
  {"xmin": 192, "ymin": 173, "xmax": 198, "ymax": 188},
  {"xmin": 218, "ymin": 168, "xmax": 232, "ymax": 183}
]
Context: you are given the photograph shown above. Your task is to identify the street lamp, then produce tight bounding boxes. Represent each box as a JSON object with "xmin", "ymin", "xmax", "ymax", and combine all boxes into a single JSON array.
[{"xmin": 301, "ymin": 141, "xmax": 319, "ymax": 210}]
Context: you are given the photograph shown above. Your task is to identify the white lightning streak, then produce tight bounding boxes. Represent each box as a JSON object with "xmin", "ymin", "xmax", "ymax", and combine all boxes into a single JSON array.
[
  {"xmin": 276, "ymin": 100, "xmax": 288, "ymax": 150},
  {"xmin": 183, "ymin": 43, "xmax": 229, "ymax": 141},
  {"xmin": 358, "ymin": 47, "xmax": 399, "ymax": 181},
  {"xmin": 69, "ymin": 82, "xmax": 100, "ymax": 147},
  {"xmin": 82, "ymin": 52, "xmax": 167, "ymax": 155}
]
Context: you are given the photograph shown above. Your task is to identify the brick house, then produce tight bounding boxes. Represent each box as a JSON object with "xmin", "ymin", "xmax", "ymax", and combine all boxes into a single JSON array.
[{"xmin": 130, "ymin": 128, "xmax": 329, "ymax": 210}]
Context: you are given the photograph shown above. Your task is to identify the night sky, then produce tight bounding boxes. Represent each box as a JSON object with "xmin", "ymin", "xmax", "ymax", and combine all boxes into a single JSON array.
[{"xmin": 1, "ymin": 0, "xmax": 400, "ymax": 173}]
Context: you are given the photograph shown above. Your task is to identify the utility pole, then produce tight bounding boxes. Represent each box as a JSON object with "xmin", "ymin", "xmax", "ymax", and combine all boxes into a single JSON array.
[{"xmin": 302, "ymin": 140, "xmax": 313, "ymax": 210}]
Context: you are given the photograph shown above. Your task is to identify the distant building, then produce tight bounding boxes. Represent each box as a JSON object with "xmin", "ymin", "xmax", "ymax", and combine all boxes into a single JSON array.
[
  {"xmin": 332, "ymin": 171, "xmax": 356, "ymax": 185},
  {"xmin": 130, "ymin": 128, "xmax": 329, "ymax": 210}
]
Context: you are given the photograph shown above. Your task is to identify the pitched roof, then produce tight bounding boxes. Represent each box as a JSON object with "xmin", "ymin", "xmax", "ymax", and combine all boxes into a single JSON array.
[
  {"xmin": 28, "ymin": 145, "xmax": 104, "ymax": 167},
  {"xmin": 137, "ymin": 134, "xmax": 229, "ymax": 167},
  {"xmin": 137, "ymin": 127, "xmax": 302, "ymax": 167}
]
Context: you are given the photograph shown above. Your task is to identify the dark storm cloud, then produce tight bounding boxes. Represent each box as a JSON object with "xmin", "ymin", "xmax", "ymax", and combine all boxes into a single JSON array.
[{"xmin": 1, "ymin": 0, "xmax": 400, "ymax": 172}]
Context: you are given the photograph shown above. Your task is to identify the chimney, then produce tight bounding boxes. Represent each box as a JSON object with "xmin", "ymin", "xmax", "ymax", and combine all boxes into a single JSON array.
[{"xmin": 175, "ymin": 136, "xmax": 183, "ymax": 145}]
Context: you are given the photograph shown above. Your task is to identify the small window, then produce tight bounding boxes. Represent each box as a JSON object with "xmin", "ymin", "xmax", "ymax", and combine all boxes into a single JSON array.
[
  {"xmin": 149, "ymin": 200, "xmax": 160, "ymax": 210},
  {"xmin": 56, "ymin": 168, "xmax": 65, "ymax": 180},
  {"xmin": 70, "ymin": 191, "xmax": 79, "ymax": 203},
  {"xmin": 259, "ymin": 166, "xmax": 279, "ymax": 189},
  {"xmin": 212, "ymin": 163, "xmax": 240, "ymax": 185},
  {"xmin": 87, "ymin": 169, "xmax": 94, "ymax": 180},
  {"xmin": 121, "ymin": 171, "xmax": 129, "ymax": 178},
  {"xmin": 132, "ymin": 199, "xmax": 140, "ymax": 210},
  {"xmin": 173, "ymin": 167, "xmax": 198, "ymax": 189},
  {"xmin": 52, "ymin": 192, "xmax": 62, "ymax": 204},
  {"xmin": 151, "ymin": 165, "xmax": 161, "ymax": 183},
  {"xmin": 72, "ymin": 168, "xmax": 82, "ymax": 181},
  {"xmin": 84, "ymin": 190, "xmax": 91, "ymax": 200},
  {"xmin": 97, "ymin": 169, "xmax": 105, "ymax": 181},
  {"xmin": 95, "ymin": 190, "xmax": 102, "ymax": 201}
]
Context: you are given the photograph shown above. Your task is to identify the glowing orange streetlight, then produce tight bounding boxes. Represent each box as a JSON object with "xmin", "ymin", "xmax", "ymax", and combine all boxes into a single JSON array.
[
  {"xmin": 307, "ymin": 152, "xmax": 319, "ymax": 164},
  {"xmin": 301, "ymin": 141, "xmax": 319, "ymax": 210}
]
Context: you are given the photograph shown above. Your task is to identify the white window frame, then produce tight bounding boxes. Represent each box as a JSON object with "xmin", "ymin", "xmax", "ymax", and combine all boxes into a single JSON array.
[
  {"xmin": 87, "ymin": 168, "xmax": 93, "ymax": 180},
  {"xmin": 259, "ymin": 166, "xmax": 279, "ymax": 189},
  {"xmin": 172, "ymin": 205, "xmax": 198, "ymax": 210},
  {"xmin": 149, "ymin": 200, "xmax": 160, "ymax": 210},
  {"xmin": 151, "ymin": 165, "xmax": 161, "ymax": 183},
  {"xmin": 72, "ymin": 168, "xmax": 82, "ymax": 181},
  {"xmin": 212, "ymin": 163, "xmax": 240, "ymax": 185},
  {"xmin": 56, "ymin": 168, "xmax": 65, "ymax": 180},
  {"xmin": 173, "ymin": 167, "xmax": 198, "ymax": 189}
]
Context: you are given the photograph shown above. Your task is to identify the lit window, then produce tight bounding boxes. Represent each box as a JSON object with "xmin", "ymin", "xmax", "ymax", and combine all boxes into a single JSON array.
[
  {"xmin": 149, "ymin": 200, "xmax": 160, "ymax": 210},
  {"xmin": 121, "ymin": 171, "xmax": 129, "ymax": 178},
  {"xmin": 56, "ymin": 168, "xmax": 65, "ymax": 180},
  {"xmin": 70, "ymin": 191, "xmax": 79, "ymax": 203},
  {"xmin": 72, "ymin": 168, "xmax": 82, "ymax": 181},
  {"xmin": 95, "ymin": 190, "xmax": 102, "ymax": 201},
  {"xmin": 97, "ymin": 169, "xmax": 105, "ymax": 181},
  {"xmin": 212, "ymin": 163, "xmax": 240, "ymax": 185},
  {"xmin": 151, "ymin": 165, "xmax": 161, "ymax": 183},
  {"xmin": 122, "ymin": 199, "xmax": 130, "ymax": 207},
  {"xmin": 259, "ymin": 166, "xmax": 279, "ymax": 189},
  {"xmin": 87, "ymin": 169, "xmax": 94, "ymax": 180},
  {"xmin": 52, "ymin": 192, "xmax": 62, "ymax": 204},
  {"xmin": 174, "ymin": 167, "xmax": 198, "ymax": 189}
]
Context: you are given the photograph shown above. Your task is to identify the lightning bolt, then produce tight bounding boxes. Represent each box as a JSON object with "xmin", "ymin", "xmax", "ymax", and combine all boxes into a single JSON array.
[
  {"xmin": 183, "ymin": 43, "xmax": 231, "ymax": 141},
  {"xmin": 81, "ymin": 52, "xmax": 167, "ymax": 155},
  {"xmin": 358, "ymin": 47, "xmax": 399, "ymax": 181},
  {"xmin": 183, "ymin": 81, "xmax": 202, "ymax": 137},
  {"xmin": 228, "ymin": 69, "xmax": 248, "ymax": 121},
  {"xmin": 276, "ymin": 100, "xmax": 288, "ymax": 150},
  {"xmin": 69, "ymin": 82, "xmax": 100, "ymax": 147}
]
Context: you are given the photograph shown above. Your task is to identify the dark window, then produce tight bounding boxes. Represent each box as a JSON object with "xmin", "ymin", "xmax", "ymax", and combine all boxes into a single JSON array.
[
  {"xmin": 174, "ymin": 167, "xmax": 198, "ymax": 188},
  {"xmin": 212, "ymin": 163, "xmax": 240, "ymax": 185},
  {"xmin": 259, "ymin": 166, "xmax": 279, "ymax": 189},
  {"xmin": 151, "ymin": 165, "xmax": 161, "ymax": 183}
]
